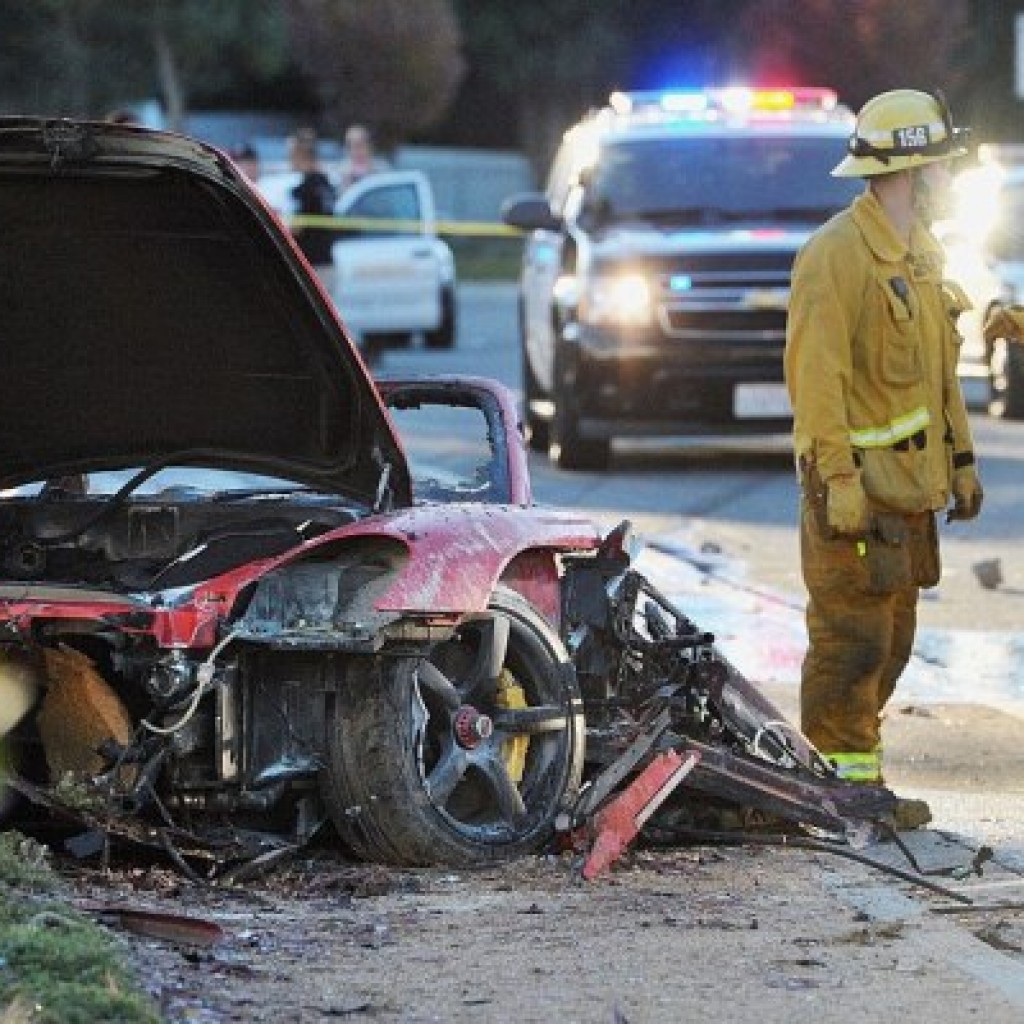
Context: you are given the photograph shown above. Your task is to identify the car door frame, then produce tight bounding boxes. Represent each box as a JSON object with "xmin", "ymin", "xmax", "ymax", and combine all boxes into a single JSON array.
[{"xmin": 376, "ymin": 375, "xmax": 532, "ymax": 507}]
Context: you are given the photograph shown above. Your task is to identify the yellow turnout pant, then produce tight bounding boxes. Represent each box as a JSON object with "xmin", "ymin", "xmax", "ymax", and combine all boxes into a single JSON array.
[{"xmin": 799, "ymin": 499, "xmax": 936, "ymax": 770}]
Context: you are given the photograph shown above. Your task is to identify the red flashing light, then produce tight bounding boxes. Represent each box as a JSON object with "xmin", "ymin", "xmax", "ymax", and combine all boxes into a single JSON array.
[{"xmin": 744, "ymin": 87, "xmax": 839, "ymax": 112}]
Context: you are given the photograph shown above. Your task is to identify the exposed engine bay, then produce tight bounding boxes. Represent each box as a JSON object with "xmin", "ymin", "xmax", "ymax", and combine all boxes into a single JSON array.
[{"xmin": 0, "ymin": 486, "xmax": 359, "ymax": 591}]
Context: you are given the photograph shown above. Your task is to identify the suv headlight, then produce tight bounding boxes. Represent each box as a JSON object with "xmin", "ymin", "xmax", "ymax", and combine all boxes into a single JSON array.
[{"xmin": 579, "ymin": 272, "xmax": 653, "ymax": 326}]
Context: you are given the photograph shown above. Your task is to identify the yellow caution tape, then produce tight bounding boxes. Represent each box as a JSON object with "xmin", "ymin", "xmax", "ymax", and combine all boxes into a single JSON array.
[
  {"xmin": 436, "ymin": 219, "xmax": 522, "ymax": 238},
  {"xmin": 290, "ymin": 213, "xmax": 523, "ymax": 238}
]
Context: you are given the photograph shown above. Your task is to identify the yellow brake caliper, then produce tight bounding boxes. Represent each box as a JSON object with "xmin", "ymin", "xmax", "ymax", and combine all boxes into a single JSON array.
[{"xmin": 495, "ymin": 668, "xmax": 529, "ymax": 785}]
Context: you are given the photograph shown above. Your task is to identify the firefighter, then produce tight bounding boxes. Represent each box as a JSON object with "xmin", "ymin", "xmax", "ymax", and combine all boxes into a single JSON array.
[
  {"xmin": 784, "ymin": 89, "xmax": 983, "ymax": 827},
  {"xmin": 983, "ymin": 304, "xmax": 1024, "ymax": 344}
]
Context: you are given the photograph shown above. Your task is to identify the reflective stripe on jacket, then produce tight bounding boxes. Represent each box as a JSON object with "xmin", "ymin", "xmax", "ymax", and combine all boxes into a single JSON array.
[
  {"xmin": 826, "ymin": 750, "xmax": 882, "ymax": 783},
  {"xmin": 847, "ymin": 405, "xmax": 931, "ymax": 449},
  {"xmin": 784, "ymin": 190, "xmax": 975, "ymax": 513}
]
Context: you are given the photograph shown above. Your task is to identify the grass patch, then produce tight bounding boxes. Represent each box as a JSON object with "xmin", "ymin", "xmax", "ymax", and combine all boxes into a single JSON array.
[
  {"xmin": 0, "ymin": 833, "xmax": 55, "ymax": 893},
  {"xmin": 448, "ymin": 234, "xmax": 524, "ymax": 281},
  {"xmin": 0, "ymin": 833, "xmax": 158, "ymax": 1023}
]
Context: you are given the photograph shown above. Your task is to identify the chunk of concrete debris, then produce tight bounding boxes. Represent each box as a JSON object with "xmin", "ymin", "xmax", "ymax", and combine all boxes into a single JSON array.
[{"xmin": 972, "ymin": 558, "xmax": 1003, "ymax": 590}]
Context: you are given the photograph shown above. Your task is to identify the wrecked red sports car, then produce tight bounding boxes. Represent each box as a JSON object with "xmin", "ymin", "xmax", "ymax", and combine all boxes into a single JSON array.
[
  {"xmin": 0, "ymin": 120, "xmax": 897, "ymax": 878},
  {"xmin": 0, "ymin": 118, "xmax": 605, "ymax": 868}
]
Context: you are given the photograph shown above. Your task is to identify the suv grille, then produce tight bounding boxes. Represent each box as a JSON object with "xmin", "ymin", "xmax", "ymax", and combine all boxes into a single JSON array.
[
  {"xmin": 651, "ymin": 252, "xmax": 796, "ymax": 274},
  {"xmin": 661, "ymin": 307, "xmax": 784, "ymax": 339},
  {"xmin": 653, "ymin": 252, "xmax": 795, "ymax": 344}
]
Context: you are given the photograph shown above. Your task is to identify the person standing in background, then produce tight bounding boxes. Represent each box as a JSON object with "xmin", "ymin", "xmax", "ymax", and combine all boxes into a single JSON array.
[
  {"xmin": 288, "ymin": 126, "xmax": 338, "ymax": 289},
  {"xmin": 231, "ymin": 142, "xmax": 261, "ymax": 183},
  {"xmin": 338, "ymin": 123, "xmax": 388, "ymax": 192}
]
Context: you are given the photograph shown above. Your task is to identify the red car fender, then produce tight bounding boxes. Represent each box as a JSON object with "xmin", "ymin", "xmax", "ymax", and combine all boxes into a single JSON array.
[
  {"xmin": 337, "ymin": 504, "xmax": 599, "ymax": 615},
  {"xmin": 238, "ymin": 503, "xmax": 596, "ymax": 617}
]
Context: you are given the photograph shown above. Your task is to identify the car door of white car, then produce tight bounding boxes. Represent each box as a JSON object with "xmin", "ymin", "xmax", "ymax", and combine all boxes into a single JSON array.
[{"xmin": 330, "ymin": 171, "xmax": 444, "ymax": 339}]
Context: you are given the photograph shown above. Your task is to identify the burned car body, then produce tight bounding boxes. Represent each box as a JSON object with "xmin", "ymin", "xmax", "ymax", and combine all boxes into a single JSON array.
[{"xmin": 0, "ymin": 120, "xmax": 896, "ymax": 875}]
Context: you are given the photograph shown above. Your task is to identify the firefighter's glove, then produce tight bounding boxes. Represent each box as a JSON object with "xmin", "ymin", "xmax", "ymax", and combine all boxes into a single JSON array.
[
  {"xmin": 826, "ymin": 472, "xmax": 870, "ymax": 536},
  {"xmin": 983, "ymin": 306, "xmax": 1024, "ymax": 345},
  {"xmin": 948, "ymin": 465, "xmax": 983, "ymax": 522}
]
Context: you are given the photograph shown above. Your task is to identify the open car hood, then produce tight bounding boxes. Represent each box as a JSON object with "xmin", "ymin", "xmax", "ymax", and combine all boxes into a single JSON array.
[{"xmin": 0, "ymin": 118, "xmax": 410, "ymax": 506}]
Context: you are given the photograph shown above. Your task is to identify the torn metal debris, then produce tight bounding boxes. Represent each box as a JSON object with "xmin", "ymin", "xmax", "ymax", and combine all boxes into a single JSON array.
[{"xmin": 81, "ymin": 903, "xmax": 225, "ymax": 947}]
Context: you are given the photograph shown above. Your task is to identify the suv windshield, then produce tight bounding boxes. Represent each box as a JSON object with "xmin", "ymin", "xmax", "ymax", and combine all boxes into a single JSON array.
[{"xmin": 583, "ymin": 136, "xmax": 862, "ymax": 224}]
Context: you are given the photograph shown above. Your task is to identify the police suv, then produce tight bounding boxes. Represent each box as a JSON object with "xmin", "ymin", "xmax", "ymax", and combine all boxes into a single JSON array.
[{"xmin": 502, "ymin": 87, "xmax": 862, "ymax": 469}]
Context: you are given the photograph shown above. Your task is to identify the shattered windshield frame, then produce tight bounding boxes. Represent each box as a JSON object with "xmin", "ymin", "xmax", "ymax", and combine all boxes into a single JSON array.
[{"xmin": 380, "ymin": 382, "xmax": 514, "ymax": 505}]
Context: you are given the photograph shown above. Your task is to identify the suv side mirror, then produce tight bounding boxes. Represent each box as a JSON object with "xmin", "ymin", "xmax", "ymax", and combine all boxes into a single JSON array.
[{"xmin": 501, "ymin": 193, "xmax": 563, "ymax": 232}]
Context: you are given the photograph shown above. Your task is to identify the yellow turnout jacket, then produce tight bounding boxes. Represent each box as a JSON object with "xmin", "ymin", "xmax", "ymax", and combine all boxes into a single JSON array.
[{"xmin": 785, "ymin": 190, "xmax": 975, "ymax": 513}]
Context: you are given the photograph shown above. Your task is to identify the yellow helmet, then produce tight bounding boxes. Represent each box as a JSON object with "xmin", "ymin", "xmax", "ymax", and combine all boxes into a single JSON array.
[{"xmin": 832, "ymin": 89, "xmax": 969, "ymax": 178}]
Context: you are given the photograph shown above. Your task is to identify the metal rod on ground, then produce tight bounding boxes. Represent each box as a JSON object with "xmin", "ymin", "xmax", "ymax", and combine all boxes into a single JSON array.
[
  {"xmin": 645, "ymin": 827, "xmax": 974, "ymax": 905},
  {"xmin": 931, "ymin": 902, "xmax": 1024, "ymax": 915}
]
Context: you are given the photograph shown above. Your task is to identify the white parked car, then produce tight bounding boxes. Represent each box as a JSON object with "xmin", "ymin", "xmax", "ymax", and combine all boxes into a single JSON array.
[{"xmin": 257, "ymin": 168, "xmax": 457, "ymax": 351}]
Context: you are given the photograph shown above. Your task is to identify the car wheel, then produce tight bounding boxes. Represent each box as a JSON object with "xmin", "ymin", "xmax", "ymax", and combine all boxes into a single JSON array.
[
  {"xmin": 520, "ymin": 302, "xmax": 550, "ymax": 452},
  {"xmin": 320, "ymin": 586, "xmax": 584, "ymax": 866},
  {"xmin": 425, "ymin": 286, "xmax": 456, "ymax": 350},
  {"xmin": 550, "ymin": 344, "xmax": 610, "ymax": 471},
  {"xmin": 989, "ymin": 335, "xmax": 1024, "ymax": 420}
]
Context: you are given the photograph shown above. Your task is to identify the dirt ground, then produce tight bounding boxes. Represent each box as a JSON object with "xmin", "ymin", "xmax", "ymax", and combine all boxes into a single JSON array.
[{"xmin": 50, "ymin": 696, "xmax": 1024, "ymax": 1024}]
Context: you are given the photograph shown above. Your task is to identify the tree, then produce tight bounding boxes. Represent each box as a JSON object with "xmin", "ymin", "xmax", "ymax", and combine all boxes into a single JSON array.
[
  {"xmin": 453, "ymin": 0, "xmax": 629, "ymax": 175},
  {"xmin": 448, "ymin": 1, "xmax": 1013, "ymax": 163},
  {"xmin": 130, "ymin": 1, "xmax": 288, "ymax": 131},
  {"xmin": 284, "ymin": 0, "xmax": 465, "ymax": 149},
  {"xmin": 734, "ymin": 0, "xmax": 972, "ymax": 111},
  {"xmin": 0, "ymin": 1, "xmax": 287, "ymax": 128},
  {"xmin": 0, "ymin": 1, "xmax": 131, "ymax": 116},
  {"xmin": 617, "ymin": 0, "xmax": 757, "ymax": 88},
  {"xmin": 450, "ymin": 0, "xmax": 788, "ymax": 172}
]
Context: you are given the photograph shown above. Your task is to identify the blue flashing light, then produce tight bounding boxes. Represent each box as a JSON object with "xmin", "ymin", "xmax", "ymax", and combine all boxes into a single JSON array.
[{"xmin": 669, "ymin": 274, "xmax": 693, "ymax": 292}]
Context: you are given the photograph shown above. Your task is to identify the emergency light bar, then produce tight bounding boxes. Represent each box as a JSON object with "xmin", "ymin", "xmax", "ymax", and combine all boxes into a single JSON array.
[{"xmin": 609, "ymin": 87, "xmax": 841, "ymax": 119}]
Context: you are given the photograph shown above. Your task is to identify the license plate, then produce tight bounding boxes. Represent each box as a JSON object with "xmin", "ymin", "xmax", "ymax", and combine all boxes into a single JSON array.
[{"xmin": 733, "ymin": 383, "xmax": 791, "ymax": 419}]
